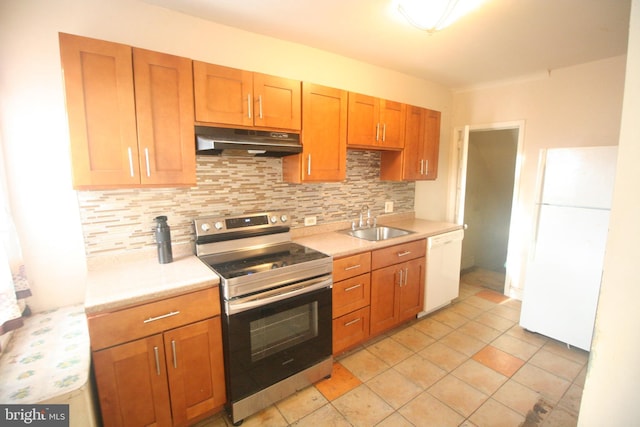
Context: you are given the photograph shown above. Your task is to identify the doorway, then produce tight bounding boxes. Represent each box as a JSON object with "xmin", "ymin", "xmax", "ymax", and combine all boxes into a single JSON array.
[{"xmin": 454, "ymin": 122, "xmax": 524, "ymax": 296}]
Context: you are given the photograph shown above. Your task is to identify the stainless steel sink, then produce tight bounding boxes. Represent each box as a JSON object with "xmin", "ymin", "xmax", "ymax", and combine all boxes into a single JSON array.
[{"xmin": 340, "ymin": 226, "xmax": 414, "ymax": 241}]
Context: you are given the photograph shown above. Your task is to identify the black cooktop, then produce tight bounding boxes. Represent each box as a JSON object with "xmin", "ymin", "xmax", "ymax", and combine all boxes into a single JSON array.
[{"xmin": 202, "ymin": 242, "xmax": 329, "ymax": 280}]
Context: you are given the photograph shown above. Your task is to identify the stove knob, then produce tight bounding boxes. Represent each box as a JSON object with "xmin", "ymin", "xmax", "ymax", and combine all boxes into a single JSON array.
[
  {"xmin": 214, "ymin": 221, "xmax": 224, "ymax": 230},
  {"xmin": 280, "ymin": 214, "xmax": 288, "ymax": 223},
  {"xmin": 270, "ymin": 215, "xmax": 278, "ymax": 224},
  {"xmin": 201, "ymin": 223, "xmax": 211, "ymax": 232}
]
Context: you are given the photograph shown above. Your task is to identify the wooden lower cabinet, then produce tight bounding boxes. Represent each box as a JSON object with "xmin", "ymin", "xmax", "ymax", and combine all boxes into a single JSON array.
[
  {"xmin": 370, "ymin": 241, "xmax": 426, "ymax": 336},
  {"xmin": 93, "ymin": 334, "xmax": 172, "ymax": 427},
  {"xmin": 333, "ymin": 306, "xmax": 370, "ymax": 354},
  {"xmin": 332, "ymin": 241, "xmax": 426, "ymax": 352},
  {"xmin": 332, "ymin": 253, "xmax": 372, "ymax": 355},
  {"xmin": 93, "ymin": 317, "xmax": 225, "ymax": 427},
  {"xmin": 89, "ymin": 288, "xmax": 226, "ymax": 427}
]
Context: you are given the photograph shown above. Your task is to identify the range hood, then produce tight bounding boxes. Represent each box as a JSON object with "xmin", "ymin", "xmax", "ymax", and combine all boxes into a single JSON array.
[{"xmin": 195, "ymin": 126, "xmax": 302, "ymax": 157}]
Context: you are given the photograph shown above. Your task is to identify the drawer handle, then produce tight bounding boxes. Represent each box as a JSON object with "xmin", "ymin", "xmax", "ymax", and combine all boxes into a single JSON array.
[
  {"xmin": 344, "ymin": 264, "xmax": 361, "ymax": 271},
  {"xmin": 143, "ymin": 310, "xmax": 180, "ymax": 324},
  {"xmin": 344, "ymin": 284, "xmax": 362, "ymax": 292},
  {"xmin": 344, "ymin": 318, "xmax": 361, "ymax": 327},
  {"xmin": 397, "ymin": 251, "xmax": 412, "ymax": 257}
]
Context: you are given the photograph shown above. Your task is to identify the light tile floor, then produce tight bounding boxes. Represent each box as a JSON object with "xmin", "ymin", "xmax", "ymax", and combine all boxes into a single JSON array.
[{"xmin": 198, "ymin": 269, "xmax": 588, "ymax": 427}]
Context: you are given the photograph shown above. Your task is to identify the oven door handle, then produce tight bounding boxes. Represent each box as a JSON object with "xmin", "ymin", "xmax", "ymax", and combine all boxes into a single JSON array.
[{"xmin": 227, "ymin": 276, "xmax": 332, "ymax": 315}]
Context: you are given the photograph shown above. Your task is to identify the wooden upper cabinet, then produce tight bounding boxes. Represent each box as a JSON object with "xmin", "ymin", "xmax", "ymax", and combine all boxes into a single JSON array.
[
  {"xmin": 59, "ymin": 33, "xmax": 140, "ymax": 188},
  {"xmin": 133, "ymin": 48, "xmax": 195, "ymax": 186},
  {"xmin": 380, "ymin": 106, "xmax": 441, "ymax": 181},
  {"xmin": 380, "ymin": 100, "xmax": 406, "ymax": 149},
  {"xmin": 423, "ymin": 108, "xmax": 441, "ymax": 180},
  {"xmin": 347, "ymin": 92, "xmax": 406, "ymax": 150},
  {"xmin": 59, "ymin": 33, "xmax": 195, "ymax": 189},
  {"xmin": 253, "ymin": 73, "xmax": 301, "ymax": 130},
  {"xmin": 283, "ymin": 83, "xmax": 347, "ymax": 183},
  {"xmin": 192, "ymin": 62, "xmax": 252, "ymax": 127},
  {"xmin": 193, "ymin": 61, "xmax": 301, "ymax": 131}
]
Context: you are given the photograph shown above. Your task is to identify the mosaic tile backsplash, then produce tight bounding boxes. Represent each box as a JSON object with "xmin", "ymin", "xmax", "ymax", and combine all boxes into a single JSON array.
[{"xmin": 77, "ymin": 150, "xmax": 415, "ymax": 256}]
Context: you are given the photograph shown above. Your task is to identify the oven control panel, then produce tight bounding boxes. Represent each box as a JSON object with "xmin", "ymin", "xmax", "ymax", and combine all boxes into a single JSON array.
[{"xmin": 194, "ymin": 211, "xmax": 291, "ymax": 238}]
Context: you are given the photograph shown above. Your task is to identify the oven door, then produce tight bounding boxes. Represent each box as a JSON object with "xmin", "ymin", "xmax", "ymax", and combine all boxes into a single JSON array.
[{"xmin": 223, "ymin": 276, "xmax": 332, "ymax": 403}]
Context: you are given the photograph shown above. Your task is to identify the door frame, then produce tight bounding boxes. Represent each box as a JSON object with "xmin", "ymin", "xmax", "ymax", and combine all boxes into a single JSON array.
[{"xmin": 448, "ymin": 120, "xmax": 526, "ymax": 297}]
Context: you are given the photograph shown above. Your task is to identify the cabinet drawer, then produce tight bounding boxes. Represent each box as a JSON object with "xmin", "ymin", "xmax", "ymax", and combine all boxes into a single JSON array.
[
  {"xmin": 88, "ymin": 287, "xmax": 219, "ymax": 351},
  {"xmin": 333, "ymin": 252, "xmax": 371, "ymax": 282},
  {"xmin": 333, "ymin": 273, "xmax": 371, "ymax": 318},
  {"xmin": 371, "ymin": 239, "xmax": 426, "ymax": 270},
  {"xmin": 333, "ymin": 306, "xmax": 370, "ymax": 355}
]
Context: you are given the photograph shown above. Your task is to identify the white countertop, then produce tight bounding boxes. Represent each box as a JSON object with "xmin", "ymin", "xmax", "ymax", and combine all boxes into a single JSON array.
[
  {"xmin": 293, "ymin": 217, "xmax": 461, "ymax": 258},
  {"xmin": 84, "ymin": 247, "xmax": 219, "ymax": 315},
  {"xmin": 83, "ymin": 216, "xmax": 459, "ymax": 315}
]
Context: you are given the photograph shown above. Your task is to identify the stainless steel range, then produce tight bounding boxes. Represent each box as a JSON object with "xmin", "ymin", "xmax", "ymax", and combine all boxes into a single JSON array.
[{"xmin": 194, "ymin": 212, "xmax": 333, "ymax": 425}]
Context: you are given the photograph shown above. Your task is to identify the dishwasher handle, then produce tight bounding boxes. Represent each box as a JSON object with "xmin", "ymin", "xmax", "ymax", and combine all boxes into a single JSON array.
[{"xmin": 428, "ymin": 229, "xmax": 464, "ymax": 250}]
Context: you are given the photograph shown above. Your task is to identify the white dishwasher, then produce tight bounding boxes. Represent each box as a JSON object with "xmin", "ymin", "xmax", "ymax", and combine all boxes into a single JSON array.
[{"xmin": 419, "ymin": 228, "xmax": 464, "ymax": 317}]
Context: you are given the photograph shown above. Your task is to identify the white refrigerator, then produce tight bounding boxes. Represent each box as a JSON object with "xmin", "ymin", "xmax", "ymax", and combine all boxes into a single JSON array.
[{"xmin": 519, "ymin": 146, "xmax": 618, "ymax": 351}]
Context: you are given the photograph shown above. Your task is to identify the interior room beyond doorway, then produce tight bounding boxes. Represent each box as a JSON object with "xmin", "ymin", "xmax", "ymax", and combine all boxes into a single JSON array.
[{"xmin": 460, "ymin": 128, "xmax": 518, "ymax": 293}]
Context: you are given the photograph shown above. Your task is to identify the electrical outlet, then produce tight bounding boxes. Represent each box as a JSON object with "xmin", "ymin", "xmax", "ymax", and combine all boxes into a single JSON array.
[
  {"xmin": 304, "ymin": 216, "xmax": 317, "ymax": 226},
  {"xmin": 384, "ymin": 201, "xmax": 394, "ymax": 213}
]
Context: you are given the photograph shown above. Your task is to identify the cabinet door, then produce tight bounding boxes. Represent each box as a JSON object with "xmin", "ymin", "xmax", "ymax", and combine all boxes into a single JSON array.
[
  {"xmin": 59, "ymin": 33, "xmax": 140, "ymax": 188},
  {"xmin": 379, "ymin": 100, "xmax": 406, "ymax": 149},
  {"xmin": 253, "ymin": 73, "xmax": 301, "ymax": 130},
  {"xmin": 93, "ymin": 334, "xmax": 172, "ymax": 427},
  {"xmin": 380, "ymin": 106, "xmax": 440, "ymax": 181},
  {"xmin": 283, "ymin": 83, "xmax": 347, "ymax": 182},
  {"xmin": 347, "ymin": 92, "xmax": 379, "ymax": 148},
  {"xmin": 398, "ymin": 257, "xmax": 425, "ymax": 322},
  {"xmin": 164, "ymin": 317, "xmax": 226, "ymax": 427},
  {"xmin": 370, "ymin": 264, "xmax": 401, "ymax": 336},
  {"xmin": 193, "ymin": 61, "xmax": 253, "ymax": 127},
  {"xmin": 422, "ymin": 109, "xmax": 441, "ymax": 180},
  {"xmin": 402, "ymin": 105, "xmax": 425, "ymax": 180},
  {"xmin": 133, "ymin": 48, "xmax": 196, "ymax": 186}
]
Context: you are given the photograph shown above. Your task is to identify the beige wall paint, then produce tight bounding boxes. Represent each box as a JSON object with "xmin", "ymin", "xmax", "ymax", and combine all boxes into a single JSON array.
[
  {"xmin": 578, "ymin": 0, "xmax": 640, "ymax": 424},
  {"xmin": 451, "ymin": 56, "xmax": 626, "ymax": 296},
  {"xmin": 0, "ymin": 0, "xmax": 452, "ymax": 311}
]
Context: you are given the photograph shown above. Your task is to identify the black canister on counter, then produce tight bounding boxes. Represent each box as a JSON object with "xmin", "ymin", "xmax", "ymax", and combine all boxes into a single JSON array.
[{"xmin": 154, "ymin": 215, "xmax": 173, "ymax": 264}]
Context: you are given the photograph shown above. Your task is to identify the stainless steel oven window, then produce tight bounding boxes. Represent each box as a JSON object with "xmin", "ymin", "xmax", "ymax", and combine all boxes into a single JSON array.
[{"xmin": 249, "ymin": 301, "xmax": 319, "ymax": 362}]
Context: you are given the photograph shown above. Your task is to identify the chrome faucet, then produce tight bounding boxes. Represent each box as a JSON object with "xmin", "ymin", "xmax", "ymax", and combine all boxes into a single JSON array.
[{"xmin": 359, "ymin": 205, "xmax": 371, "ymax": 228}]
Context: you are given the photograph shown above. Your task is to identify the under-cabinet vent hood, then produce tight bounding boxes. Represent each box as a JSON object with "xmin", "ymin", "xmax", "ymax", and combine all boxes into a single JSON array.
[{"xmin": 195, "ymin": 126, "xmax": 302, "ymax": 157}]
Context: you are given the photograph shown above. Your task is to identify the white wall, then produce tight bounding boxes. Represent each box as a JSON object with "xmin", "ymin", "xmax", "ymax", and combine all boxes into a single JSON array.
[
  {"xmin": 0, "ymin": 0, "xmax": 452, "ymax": 311},
  {"xmin": 451, "ymin": 56, "xmax": 626, "ymax": 296},
  {"xmin": 578, "ymin": 0, "xmax": 640, "ymax": 424}
]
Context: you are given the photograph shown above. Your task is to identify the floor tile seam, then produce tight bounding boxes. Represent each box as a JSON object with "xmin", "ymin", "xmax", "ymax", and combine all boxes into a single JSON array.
[
  {"xmin": 336, "ymin": 382, "xmax": 397, "ymax": 420},
  {"xmin": 449, "ymin": 366, "xmax": 510, "ymax": 397},
  {"xmin": 553, "ymin": 385, "xmax": 583, "ymax": 417},
  {"xmin": 362, "ymin": 373, "xmax": 423, "ymax": 412},
  {"xmin": 539, "ymin": 343, "xmax": 590, "ymax": 366},
  {"xmin": 422, "ymin": 380, "xmax": 491, "ymax": 420},
  {"xmin": 387, "ymin": 361, "xmax": 445, "ymax": 391},
  {"xmin": 500, "ymin": 330, "xmax": 549, "ymax": 356},
  {"xmin": 311, "ymin": 401, "xmax": 352, "ymax": 426},
  {"xmin": 524, "ymin": 344, "xmax": 584, "ymax": 383},
  {"xmin": 463, "ymin": 396, "xmax": 525, "ymax": 426},
  {"xmin": 484, "ymin": 328, "xmax": 538, "ymax": 364},
  {"xmin": 487, "ymin": 306, "xmax": 521, "ymax": 322},
  {"xmin": 526, "ymin": 358, "xmax": 584, "ymax": 383},
  {"xmin": 508, "ymin": 373, "xmax": 569, "ymax": 406}
]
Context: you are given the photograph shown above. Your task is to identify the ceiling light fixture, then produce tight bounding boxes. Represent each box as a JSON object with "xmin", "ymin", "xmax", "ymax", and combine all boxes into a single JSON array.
[{"xmin": 397, "ymin": 0, "xmax": 485, "ymax": 34}]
